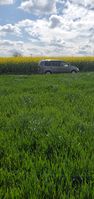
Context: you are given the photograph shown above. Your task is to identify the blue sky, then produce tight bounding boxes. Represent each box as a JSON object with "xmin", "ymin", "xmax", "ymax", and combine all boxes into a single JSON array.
[{"xmin": 0, "ymin": 0, "xmax": 94, "ymax": 56}]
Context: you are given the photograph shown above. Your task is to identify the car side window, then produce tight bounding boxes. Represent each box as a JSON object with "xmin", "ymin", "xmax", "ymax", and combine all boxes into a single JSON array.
[
  {"xmin": 50, "ymin": 61, "xmax": 61, "ymax": 66},
  {"xmin": 50, "ymin": 61, "xmax": 54, "ymax": 66},
  {"xmin": 56, "ymin": 61, "xmax": 61, "ymax": 66},
  {"xmin": 45, "ymin": 61, "xmax": 50, "ymax": 66},
  {"xmin": 60, "ymin": 62, "xmax": 64, "ymax": 66}
]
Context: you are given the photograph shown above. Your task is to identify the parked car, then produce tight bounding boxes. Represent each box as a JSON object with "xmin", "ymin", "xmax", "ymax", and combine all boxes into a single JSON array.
[{"xmin": 38, "ymin": 60, "xmax": 79, "ymax": 74}]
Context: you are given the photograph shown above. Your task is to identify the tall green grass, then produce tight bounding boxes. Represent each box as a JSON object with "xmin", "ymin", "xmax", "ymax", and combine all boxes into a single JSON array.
[{"xmin": 0, "ymin": 73, "xmax": 94, "ymax": 198}]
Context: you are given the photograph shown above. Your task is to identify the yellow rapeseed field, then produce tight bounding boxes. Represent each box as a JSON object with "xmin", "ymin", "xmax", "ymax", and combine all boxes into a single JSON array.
[{"xmin": 0, "ymin": 56, "xmax": 94, "ymax": 64}]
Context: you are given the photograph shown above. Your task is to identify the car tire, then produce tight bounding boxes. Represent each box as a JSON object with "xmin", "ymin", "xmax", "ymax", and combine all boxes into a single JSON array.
[
  {"xmin": 45, "ymin": 71, "xmax": 52, "ymax": 74},
  {"xmin": 71, "ymin": 70, "xmax": 76, "ymax": 74}
]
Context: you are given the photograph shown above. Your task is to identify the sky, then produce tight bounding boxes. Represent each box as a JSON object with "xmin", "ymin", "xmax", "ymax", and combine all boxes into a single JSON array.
[{"xmin": 0, "ymin": 0, "xmax": 94, "ymax": 57}]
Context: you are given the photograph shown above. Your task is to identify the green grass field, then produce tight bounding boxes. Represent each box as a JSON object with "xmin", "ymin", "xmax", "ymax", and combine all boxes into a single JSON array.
[{"xmin": 0, "ymin": 73, "xmax": 94, "ymax": 198}]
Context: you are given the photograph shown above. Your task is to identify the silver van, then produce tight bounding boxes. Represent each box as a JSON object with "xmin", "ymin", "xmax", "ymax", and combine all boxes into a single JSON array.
[{"xmin": 38, "ymin": 60, "xmax": 79, "ymax": 74}]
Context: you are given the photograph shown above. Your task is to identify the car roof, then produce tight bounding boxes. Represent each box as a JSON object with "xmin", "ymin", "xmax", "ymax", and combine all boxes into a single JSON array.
[{"xmin": 41, "ymin": 59, "xmax": 64, "ymax": 62}]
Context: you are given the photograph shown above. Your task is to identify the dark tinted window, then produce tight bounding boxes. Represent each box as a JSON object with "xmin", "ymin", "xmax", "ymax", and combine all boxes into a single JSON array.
[
  {"xmin": 50, "ymin": 61, "xmax": 55, "ymax": 66},
  {"xmin": 50, "ymin": 61, "xmax": 61, "ymax": 66},
  {"xmin": 45, "ymin": 61, "xmax": 50, "ymax": 66},
  {"xmin": 41, "ymin": 60, "xmax": 65, "ymax": 66},
  {"xmin": 40, "ymin": 61, "xmax": 49, "ymax": 66}
]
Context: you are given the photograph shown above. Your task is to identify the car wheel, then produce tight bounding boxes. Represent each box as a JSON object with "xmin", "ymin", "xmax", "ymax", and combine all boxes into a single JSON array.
[
  {"xmin": 71, "ymin": 70, "xmax": 76, "ymax": 74},
  {"xmin": 45, "ymin": 71, "xmax": 52, "ymax": 74}
]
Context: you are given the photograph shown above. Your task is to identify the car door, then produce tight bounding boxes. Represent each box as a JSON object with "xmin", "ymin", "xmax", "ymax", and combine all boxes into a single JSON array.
[
  {"xmin": 52, "ymin": 61, "xmax": 66, "ymax": 73},
  {"xmin": 49, "ymin": 61, "xmax": 59, "ymax": 73}
]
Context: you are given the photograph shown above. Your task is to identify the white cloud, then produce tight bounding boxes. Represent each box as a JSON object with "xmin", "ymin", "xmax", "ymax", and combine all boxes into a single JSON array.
[
  {"xmin": 0, "ymin": 40, "xmax": 23, "ymax": 46},
  {"xmin": 19, "ymin": 0, "xmax": 56, "ymax": 15},
  {"xmin": 63, "ymin": 2, "xmax": 88, "ymax": 20},
  {"xmin": 0, "ymin": 24, "xmax": 21, "ymax": 36},
  {"xmin": 69, "ymin": 0, "xmax": 94, "ymax": 9},
  {"xmin": 19, "ymin": 0, "xmax": 94, "ymax": 16},
  {"xmin": 0, "ymin": 39, "xmax": 24, "ymax": 56},
  {"xmin": 0, "ymin": 13, "xmax": 94, "ymax": 56},
  {"xmin": 0, "ymin": 0, "xmax": 14, "ymax": 5},
  {"xmin": 49, "ymin": 15, "xmax": 62, "ymax": 28},
  {"xmin": 0, "ymin": 0, "xmax": 94, "ymax": 56}
]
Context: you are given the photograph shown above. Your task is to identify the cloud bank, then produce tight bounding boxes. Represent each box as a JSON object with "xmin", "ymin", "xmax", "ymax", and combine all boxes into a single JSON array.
[
  {"xmin": 0, "ymin": 0, "xmax": 14, "ymax": 5},
  {"xmin": 0, "ymin": 0, "xmax": 94, "ymax": 56}
]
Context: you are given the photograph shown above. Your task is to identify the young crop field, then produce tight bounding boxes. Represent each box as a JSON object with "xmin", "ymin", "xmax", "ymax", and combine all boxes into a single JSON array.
[{"xmin": 0, "ymin": 73, "xmax": 94, "ymax": 198}]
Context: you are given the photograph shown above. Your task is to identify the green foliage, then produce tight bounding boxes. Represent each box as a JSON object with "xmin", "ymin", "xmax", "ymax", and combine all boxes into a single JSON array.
[
  {"xmin": 0, "ymin": 62, "xmax": 38, "ymax": 74},
  {"xmin": 0, "ymin": 73, "xmax": 94, "ymax": 198}
]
